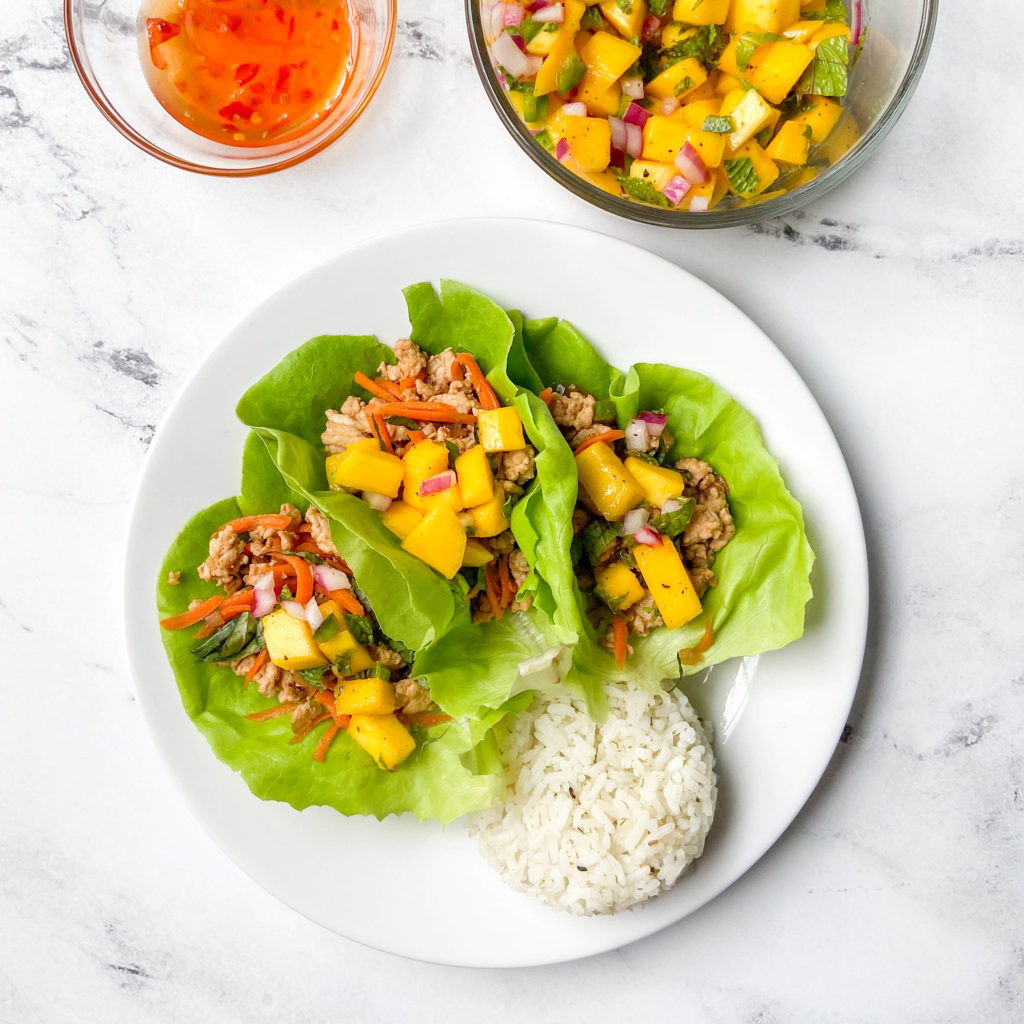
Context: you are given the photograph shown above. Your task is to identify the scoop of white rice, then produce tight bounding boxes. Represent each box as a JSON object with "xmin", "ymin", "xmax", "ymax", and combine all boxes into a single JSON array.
[{"xmin": 469, "ymin": 685, "xmax": 716, "ymax": 916}]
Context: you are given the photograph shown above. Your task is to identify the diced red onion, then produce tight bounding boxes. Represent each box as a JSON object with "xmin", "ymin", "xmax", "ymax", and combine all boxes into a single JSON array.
[
  {"xmin": 364, "ymin": 491, "xmax": 393, "ymax": 512},
  {"xmin": 503, "ymin": 2, "xmax": 523, "ymax": 27},
  {"xmin": 633, "ymin": 526, "xmax": 662, "ymax": 547},
  {"xmin": 527, "ymin": 0, "xmax": 547, "ymax": 9},
  {"xmin": 531, "ymin": 3, "xmax": 564, "ymax": 23},
  {"xmin": 313, "ymin": 563, "xmax": 351, "ymax": 592},
  {"xmin": 641, "ymin": 15, "xmax": 661, "ymax": 41},
  {"xmin": 252, "ymin": 572, "xmax": 277, "ymax": 618},
  {"xmin": 419, "ymin": 470, "xmax": 457, "ymax": 496},
  {"xmin": 851, "ymin": 1, "xmax": 862, "ymax": 45},
  {"xmin": 661, "ymin": 497, "xmax": 683, "ymax": 515},
  {"xmin": 621, "ymin": 75, "xmax": 644, "ymax": 100},
  {"xmin": 556, "ymin": 137, "xmax": 571, "ymax": 163},
  {"xmin": 659, "ymin": 96, "xmax": 680, "ymax": 116},
  {"xmin": 688, "ymin": 195, "xmax": 710, "ymax": 212},
  {"xmin": 486, "ymin": 2, "xmax": 506, "ymax": 41},
  {"xmin": 622, "ymin": 102, "xmax": 649, "ymax": 128},
  {"xmin": 623, "ymin": 507, "xmax": 649, "ymax": 536},
  {"xmin": 639, "ymin": 410, "xmax": 668, "ymax": 433},
  {"xmin": 662, "ymin": 176, "xmax": 690, "ymax": 205},
  {"xmin": 624, "ymin": 417, "xmax": 650, "ymax": 452},
  {"xmin": 511, "ymin": 33, "xmax": 526, "ymax": 52},
  {"xmin": 608, "ymin": 116, "xmax": 626, "ymax": 152},
  {"xmin": 281, "ymin": 600, "xmax": 306, "ymax": 620},
  {"xmin": 610, "ymin": 147, "xmax": 626, "ymax": 169},
  {"xmin": 490, "ymin": 30, "xmax": 542, "ymax": 79},
  {"xmin": 561, "ymin": 101, "xmax": 586, "ymax": 117},
  {"xmin": 304, "ymin": 598, "xmax": 324, "ymax": 633},
  {"xmin": 624, "ymin": 122, "xmax": 642, "ymax": 158},
  {"xmin": 674, "ymin": 141, "xmax": 710, "ymax": 184}
]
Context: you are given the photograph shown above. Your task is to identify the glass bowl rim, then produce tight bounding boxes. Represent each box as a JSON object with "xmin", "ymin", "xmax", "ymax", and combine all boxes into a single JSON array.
[
  {"xmin": 465, "ymin": 0, "xmax": 939, "ymax": 228},
  {"xmin": 63, "ymin": 0, "xmax": 398, "ymax": 178}
]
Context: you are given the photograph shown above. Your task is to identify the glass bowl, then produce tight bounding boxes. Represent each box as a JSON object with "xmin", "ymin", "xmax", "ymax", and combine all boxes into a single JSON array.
[
  {"xmin": 466, "ymin": 0, "xmax": 937, "ymax": 227},
  {"xmin": 65, "ymin": 0, "xmax": 396, "ymax": 176}
]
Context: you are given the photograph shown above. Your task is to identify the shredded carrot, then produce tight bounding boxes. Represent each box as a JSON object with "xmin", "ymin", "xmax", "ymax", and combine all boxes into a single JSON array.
[
  {"xmin": 292, "ymin": 540, "xmax": 322, "ymax": 554},
  {"xmin": 192, "ymin": 616, "xmax": 221, "ymax": 639},
  {"xmin": 246, "ymin": 700, "xmax": 303, "ymax": 722},
  {"xmin": 538, "ymin": 387, "xmax": 553, "ymax": 407},
  {"xmin": 244, "ymin": 650, "xmax": 269, "ymax": 687},
  {"xmin": 398, "ymin": 374, "xmax": 421, "ymax": 393},
  {"xmin": 160, "ymin": 595, "xmax": 224, "ymax": 630},
  {"xmin": 679, "ymin": 616, "xmax": 715, "ymax": 666},
  {"xmin": 573, "ymin": 429, "xmax": 625, "ymax": 456},
  {"xmin": 612, "ymin": 614, "xmax": 628, "ymax": 669},
  {"xmin": 313, "ymin": 722, "xmax": 341, "ymax": 762},
  {"xmin": 378, "ymin": 378, "xmax": 405, "ymax": 399},
  {"xmin": 498, "ymin": 556, "xmax": 515, "ymax": 606},
  {"xmin": 451, "ymin": 358, "xmax": 464, "ymax": 381},
  {"xmin": 289, "ymin": 711, "xmax": 333, "ymax": 745},
  {"xmin": 373, "ymin": 413, "xmax": 395, "ymax": 454},
  {"xmin": 408, "ymin": 429, "xmax": 426, "ymax": 443},
  {"xmin": 455, "ymin": 353, "xmax": 500, "ymax": 409},
  {"xmin": 227, "ymin": 513, "xmax": 294, "ymax": 533},
  {"xmin": 313, "ymin": 688, "xmax": 338, "ymax": 715},
  {"xmin": 354, "ymin": 370, "xmax": 398, "ymax": 403},
  {"xmin": 400, "ymin": 712, "xmax": 453, "ymax": 728},
  {"xmin": 484, "ymin": 561, "xmax": 504, "ymax": 621},
  {"xmin": 270, "ymin": 553, "xmax": 314, "ymax": 604},
  {"xmin": 372, "ymin": 401, "xmax": 476, "ymax": 425},
  {"xmin": 270, "ymin": 562, "xmax": 293, "ymax": 582},
  {"xmin": 329, "ymin": 588, "xmax": 365, "ymax": 616}
]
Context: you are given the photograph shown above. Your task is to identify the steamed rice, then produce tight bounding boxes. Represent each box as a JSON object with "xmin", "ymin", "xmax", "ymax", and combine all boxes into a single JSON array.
[{"xmin": 469, "ymin": 685, "xmax": 716, "ymax": 916}]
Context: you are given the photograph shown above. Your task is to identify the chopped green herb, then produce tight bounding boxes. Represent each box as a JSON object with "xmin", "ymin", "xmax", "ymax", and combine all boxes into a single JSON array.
[
  {"xmin": 724, "ymin": 156, "xmax": 761, "ymax": 195},
  {"xmin": 616, "ymin": 0, "xmax": 633, "ymax": 11},
  {"xmin": 191, "ymin": 612, "xmax": 264, "ymax": 663},
  {"xmin": 569, "ymin": 533, "xmax": 585, "ymax": 566},
  {"xmin": 582, "ymin": 519, "xmax": 623, "ymax": 566},
  {"xmin": 344, "ymin": 612, "xmax": 374, "ymax": 646},
  {"xmin": 296, "ymin": 667, "xmax": 327, "ymax": 690},
  {"xmin": 284, "ymin": 549, "xmax": 324, "ymax": 564},
  {"xmin": 806, "ymin": 0, "xmax": 848, "ymax": 21},
  {"xmin": 332, "ymin": 653, "xmax": 352, "ymax": 676},
  {"xmin": 519, "ymin": 17, "xmax": 544, "ymax": 44},
  {"xmin": 592, "ymin": 398, "xmax": 617, "ymax": 423},
  {"xmin": 313, "ymin": 613, "xmax": 341, "ymax": 643},
  {"xmin": 649, "ymin": 498, "xmax": 696, "ymax": 538},
  {"xmin": 619, "ymin": 175, "xmax": 672, "ymax": 207},
  {"xmin": 701, "ymin": 115, "xmax": 734, "ymax": 133},
  {"xmin": 367, "ymin": 663, "xmax": 391, "ymax": 681},
  {"xmin": 673, "ymin": 76, "xmax": 696, "ymax": 97},
  {"xmin": 658, "ymin": 24, "xmax": 727, "ymax": 71},
  {"xmin": 501, "ymin": 494, "xmax": 514, "ymax": 518},
  {"xmin": 647, "ymin": 0, "xmax": 670, "ymax": 14},
  {"xmin": 580, "ymin": 5, "xmax": 604, "ymax": 29},
  {"xmin": 755, "ymin": 124, "xmax": 774, "ymax": 147},
  {"xmin": 444, "ymin": 440, "xmax": 460, "ymax": 468},
  {"xmin": 278, "ymin": 585, "xmax": 294, "ymax": 601},
  {"xmin": 800, "ymin": 34, "xmax": 849, "ymax": 96},
  {"xmin": 556, "ymin": 52, "xmax": 587, "ymax": 93},
  {"xmin": 735, "ymin": 32, "xmax": 784, "ymax": 71}
]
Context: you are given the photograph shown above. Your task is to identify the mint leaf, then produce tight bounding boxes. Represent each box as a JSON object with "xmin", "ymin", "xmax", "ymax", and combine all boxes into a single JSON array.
[
  {"xmin": 673, "ymin": 75, "xmax": 696, "ymax": 96},
  {"xmin": 344, "ymin": 612, "xmax": 374, "ymax": 646},
  {"xmin": 313, "ymin": 613, "xmax": 341, "ymax": 643},
  {"xmin": 296, "ymin": 667, "xmax": 327, "ymax": 690},
  {"xmin": 724, "ymin": 156, "xmax": 760, "ymax": 195},
  {"xmin": 658, "ymin": 24, "xmax": 727, "ymax": 70},
  {"xmin": 701, "ymin": 115, "xmax": 734, "ymax": 133},
  {"xmin": 735, "ymin": 32, "xmax": 784, "ymax": 71},
  {"xmin": 648, "ymin": 0, "xmax": 671, "ymax": 14},
  {"xmin": 802, "ymin": 34, "xmax": 849, "ymax": 96},
  {"xmin": 649, "ymin": 498, "xmax": 696, "ymax": 538},
  {"xmin": 619, "ymin": 176, "xmax": 672, "ymax": 207}
]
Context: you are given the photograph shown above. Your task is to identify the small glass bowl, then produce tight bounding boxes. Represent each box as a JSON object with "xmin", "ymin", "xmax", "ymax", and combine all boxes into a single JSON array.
[
  {"xmin": 466, "ymin": 0, "xmax": 937, "ymax": 227},
  {"xmin": 65, "ymin": 0, "xmax": 396, "ymax": 176}
]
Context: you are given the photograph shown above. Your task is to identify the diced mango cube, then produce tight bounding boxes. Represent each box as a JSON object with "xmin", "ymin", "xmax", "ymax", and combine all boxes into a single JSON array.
[
  {"xmin": 810, "ymin": 22, "xmax": 851, "ymax": 47},
  {"xmin": 578, "ymin": 74, "xmax": 622, "ymax": 117},
  {"xmin": 401, "ymin": 439, "xmax": 450, "ymax": 509},
  {"xmin": 646, "ymin": 57, "xmax": 707, "ymax": 101},
  {"xmin": 749, "ymin": 41, "xmax": 814, "ymax": 104},
  {"xmin": 325, "ymin": 439, "xmax": 402, "ymax": 497},
  {"xmin": 717, "ymin": 36, "xmax": 768, "ymax": 80},
  {"xmin": 672, "ymin": 0, "xmax": 729, "ymax": 25},
  {"xmin": 682, "ymin": 166, "xmax": 730, "ymax": 210},
  {"xmin": 316, "ymin": 601, "xmax": 374, "ymax": 673},
  {"xmin": 720, "ymin": 88, "xmax": 776, "ymax": 149},
  {"xmin": 686, "ymin": 126, "xmax": 726, "ymax": 167},
  {"xmin": 595, "ymin": 561, "xmax": 646, "ymax": 612},
  {"xmin": 335, "ymin": 677, "xmax": 397, "ymax": 716},
  {"xmin": 642, "ymin": 115, "xmax": 690, "ymax": 164},
  {"xmin": 679, "ymin": 98, "xmax": 722, "ymax": 128},
  {"xmin": 789, "ymin": 94, "xmax": 842, "ymax": 143},
  {"xmin": 348, "ymin": 714, "xmax": 416, "ymax": 770},
  {"xmin": 534, "ymin": 0, "xmax": 587, "ymax": 96},
  {"xmin": 782, "ymin": 19, "xmax": 825, "ymax": 43},
  {"xmin": 633, "ymin": 536, "xmax": 702, "ymax": 629},
  {"xmin": 576, "ymin": 441, "xmax": 645, "ymax": 521},
  {"xmin": 381, "ymin": 500, "xmax": 426, "ymax": 540},
  {"xmin": 563, "ymin": 115, "xmax": 612, "ymax": 172},
  {"xmin": 455, "ymin": 444, "xmax": 495, "ymax": 509},
  {"xmin": 466, "ymin": 483, "xmax": 511, "ymax": 539},
  {"xmin": 525, "ymin": 26, "xmax": 562, "ymax": 57},
  {"xmin": 477, "ymin": 407, "xmax": 526, "ymax": 453},
  {"xmin": 462, "ymin": 539, "xmax": 495, "ymax": 567},
  {"xmin": 598, "ymin": 0, "xmax": 647, "ymax": 40},
  {"xmin": 624, "ymin": 456, "xmax": 686, "ymax": 506},
  {"xmin": 401, "ymin": 504, "xmax": 467, "ymax": 579},
  {"xmin": 580, "ymin": 30, "xmax": 642, "ymax": 91},
  {"xmin": 661, "ymin": 23, "xmax": 697, "ymax": 48},
  {"xmin": 726, "ymin": 140, "xmax": 779, "ymax": 195},
  {"xmin": 262, "ymin": 608, "xmax": 328, "ymax": 671},
  {"xmin": 766, "ymin": 119, "xmax": 810, "ymax": 164},
  {"xmin": 626, "ymin": 160, "xmax": 677, "ymax": 191},
  {"xmin": 725, "ymin": 0, "xmax": 800, "ymax": 34}
]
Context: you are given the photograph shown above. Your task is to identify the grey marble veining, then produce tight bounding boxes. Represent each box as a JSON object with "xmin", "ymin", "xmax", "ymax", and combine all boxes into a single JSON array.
[{"xmin": 2, "ymin": 1, "xmax": 1023, "ymax": 1021}]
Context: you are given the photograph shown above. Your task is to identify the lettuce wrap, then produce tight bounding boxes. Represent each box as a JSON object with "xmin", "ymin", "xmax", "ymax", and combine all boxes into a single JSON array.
[
  {"xmin": 514, "ymin": 315, "xmax": 815, "ymax": 694},
  {"xmin": 235, "ymin": 281, "xmax": 583, "ymax": 719},
  {"xmin": 157, "ymin": 434, "xmax": 522, "ymax": 823}
]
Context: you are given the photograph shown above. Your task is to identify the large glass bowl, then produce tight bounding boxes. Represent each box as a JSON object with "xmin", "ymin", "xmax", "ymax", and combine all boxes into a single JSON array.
[
  {"xmin": 466, "ymin": 0, "xmax": 938, "ymax": 227},
  {"xmin": 65, "ymin": 0, "xmax": 396, "ymax": 176}
]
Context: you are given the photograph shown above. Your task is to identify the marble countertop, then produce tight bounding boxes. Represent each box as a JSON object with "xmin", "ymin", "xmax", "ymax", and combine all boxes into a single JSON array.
[{"xmin": 2, "ymin": 1, "xmax": 1022, "ymax": 1020}]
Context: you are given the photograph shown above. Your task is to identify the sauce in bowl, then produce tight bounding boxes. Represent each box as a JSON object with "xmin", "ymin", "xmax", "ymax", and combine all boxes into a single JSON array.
[{"xmin": 139, "ymin": 0, "xmax": 359, "ymax": 146}]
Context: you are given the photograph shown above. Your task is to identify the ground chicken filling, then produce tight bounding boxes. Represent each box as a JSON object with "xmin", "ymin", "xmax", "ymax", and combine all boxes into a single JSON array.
[
  {"xmin": 546, "ymin": 386, "xmax": 736, "ymax": 663},
  {"xmin": 161, "ymin": 505, "xmax": 442, "ymax": 770},
  {"xmin": 321, "ymin": 339, "xmax": 537, "ymax": 623}
]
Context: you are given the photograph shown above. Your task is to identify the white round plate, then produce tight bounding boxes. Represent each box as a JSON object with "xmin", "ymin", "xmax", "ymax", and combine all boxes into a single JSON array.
[{"xmin": 125, "ymin": 218, "xmax": 867, "ymax": 967}]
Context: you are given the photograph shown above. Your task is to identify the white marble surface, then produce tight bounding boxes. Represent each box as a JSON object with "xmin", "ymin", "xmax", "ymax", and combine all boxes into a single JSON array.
[{"xmin": 2, "ymin": 0, "xmax": 1023, "ymax": 1020}]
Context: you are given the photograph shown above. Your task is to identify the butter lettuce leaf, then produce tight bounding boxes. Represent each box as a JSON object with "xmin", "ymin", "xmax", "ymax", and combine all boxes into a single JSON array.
[{"xmin": 156, "ymin": 434, "xmax": 509, "ymax": 823}]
